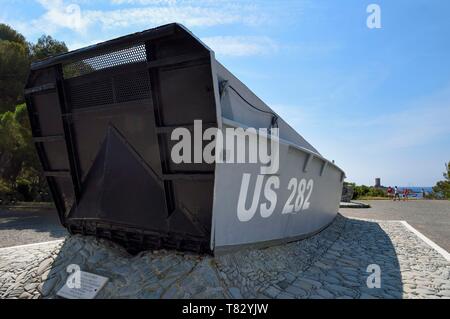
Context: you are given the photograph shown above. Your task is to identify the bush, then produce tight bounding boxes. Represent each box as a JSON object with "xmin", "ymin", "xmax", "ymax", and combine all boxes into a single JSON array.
[
  {"xmin": 352, "ymin": 185, "xmax": 369, "ymax": 199},
  {"xmin": 352, "ymin": 184, "xmax": 387, "ymax": 200},
  {"xmin": 431, "ymin": 162, "xmax": 450, "ymax": 200},
  {"xmin": 0, "ymin": 25, "xmax": 68, "ymax": 203},
  {"xmin": 0, "ymin": 104, "xmax": 49, "ymax": 202},
  {"xmin": 367, "ymin": 187, "xmax": 386, "ymax": 197},
  {"xmin": 0, "ymin": 40, "xmax": 29, "ymax": 112}
]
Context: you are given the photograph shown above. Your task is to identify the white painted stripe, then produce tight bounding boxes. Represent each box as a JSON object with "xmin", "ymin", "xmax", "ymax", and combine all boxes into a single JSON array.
[
  {"xmin": 400, "ymin": 221, "xmax": 450, "ymax": 262},
  {"xmin": 0, "ymin": 239, "xmax": 65, "ymax": 252},
  {"xmin": 344, "ymin": 216, "xmax": 403, "ymax": 223},
  {"xmin": 345, "ymin": 216, "xmax": 449, "ymax": 261}
]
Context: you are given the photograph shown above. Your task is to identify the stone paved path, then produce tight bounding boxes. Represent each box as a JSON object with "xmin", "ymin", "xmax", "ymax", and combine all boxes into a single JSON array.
[
  {"xmin": 0, "ymin": 215, "xmax": 449, "ymax": 299},
  {"xmin": 0, "ymin": 207, "xmax": 67, "ymax": 248},
  {"xmin": 341, "ymin": 200, "xmax": 450, "ymax": 251}
]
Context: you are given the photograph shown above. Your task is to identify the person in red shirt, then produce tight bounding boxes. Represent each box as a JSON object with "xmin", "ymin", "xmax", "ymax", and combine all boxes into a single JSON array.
[
  {"xmin": 387, "ymin": 186, "xmax": 393, "ymax": 199},
  {"xmin": 403, "ymin": 188, "xmax": 409, "ymax": 201}
]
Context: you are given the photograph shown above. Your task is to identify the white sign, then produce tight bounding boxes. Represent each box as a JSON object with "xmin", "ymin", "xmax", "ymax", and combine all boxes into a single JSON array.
[{"xmin": 57, "ymin": 271, "xmax": 109, "ymax": 299}]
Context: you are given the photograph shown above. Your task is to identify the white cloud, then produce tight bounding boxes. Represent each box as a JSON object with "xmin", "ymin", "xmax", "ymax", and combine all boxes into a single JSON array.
[
  {"xmin": 4, "ymin": 0, "xmax": 277, "ymax": 57},
  {"xmin": 66, "ymin": 38, "xmax": 106, "ymax": 51},
  {"xmin": 9, "ymin": 0, "xmax": 269, "ymax": 37},
  {"xmin": 35, "ymin": 0, "xmax": 90, "ymax": 33},
  {"xmin": 111, "ymin": 0, "xmax": 177, "ymax": 4},
  {"xmin": 202, "ymin": 36, "xmax": 278, "ymax": 57},
  {"xmin": 85, "ymin": 6, "xmax": 257, "ymax": 29},
  {"xmin": 2, "ymin": 0, "xmax": 295, "ymax": 59}
]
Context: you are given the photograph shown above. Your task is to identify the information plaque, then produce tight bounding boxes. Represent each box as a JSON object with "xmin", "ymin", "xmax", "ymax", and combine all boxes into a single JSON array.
[{"xmin": 57, "ymin": 271, "xmax": 109, "ymax": 299}]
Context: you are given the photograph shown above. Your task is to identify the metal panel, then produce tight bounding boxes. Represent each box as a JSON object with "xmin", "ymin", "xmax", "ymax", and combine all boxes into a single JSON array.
[
  {"xmin": 211, "ymin": 124, "xmax": 343, "ymax": 251},
  {"xmin": 25, "ymin": 23, "xmax": 217, "ymax": 253}
]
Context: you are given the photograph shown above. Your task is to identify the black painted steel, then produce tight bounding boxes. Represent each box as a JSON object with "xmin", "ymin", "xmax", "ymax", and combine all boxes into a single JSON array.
[{"xmin": 25, "ymin": 24, "xmax": 217, "ymax": 253}]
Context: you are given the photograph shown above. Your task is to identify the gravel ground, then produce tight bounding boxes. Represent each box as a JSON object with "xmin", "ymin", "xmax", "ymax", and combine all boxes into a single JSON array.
[
  {"xmin": 0, "ymin": 207, "xmax": 67, "ymax": 248},
  {"xmin": 0, "ymin": 214, "xmax": 449, "ymax": 299},
  {"xmin": 340, "ymin": 200, "xmax": 450, "ymax": 252}
]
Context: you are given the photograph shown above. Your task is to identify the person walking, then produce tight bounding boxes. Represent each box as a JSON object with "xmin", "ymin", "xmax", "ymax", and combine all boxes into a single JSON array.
[
  {"xmin": 403, "ymin": 188, "xmax": 409, "ymax": 201},
  {"xmin": 387, "ymin": 186, "xmax": 393, "ymax": 199},
  {"xmin": 394, "ymin": 186, "xmax": 400, "ymax": 201}
]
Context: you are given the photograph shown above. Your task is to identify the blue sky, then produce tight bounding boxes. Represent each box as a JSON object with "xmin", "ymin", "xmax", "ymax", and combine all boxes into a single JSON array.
[{"xmin": 1, "ymin": 0, "xmax": 449, "ymax": 186}]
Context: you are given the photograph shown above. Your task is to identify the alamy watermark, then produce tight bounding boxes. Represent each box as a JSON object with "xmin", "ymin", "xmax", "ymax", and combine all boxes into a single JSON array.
[
  {"xmin": 367, "ymin": 4, "xmax": 382, "ymax": 29},
  {"xmin": 366, "ymin": 264, "xmax": 381, "ymax": 288},
  {"xmin": 66, "ymin": 264, "xmax": 81, "ymax": 289},
  {"xmin": 170, "ymin": 120, "xmax": 280, "ymax": 175}
]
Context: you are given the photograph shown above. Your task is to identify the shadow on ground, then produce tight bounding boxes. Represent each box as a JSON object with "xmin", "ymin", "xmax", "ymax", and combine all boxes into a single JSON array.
[
  {"xmin": 36, "ymin": 215, "xmax": 407, "ymax": 299},
  {"xmin": 0, "ymin": 208, "xmax": 67, "ymax": 247}
]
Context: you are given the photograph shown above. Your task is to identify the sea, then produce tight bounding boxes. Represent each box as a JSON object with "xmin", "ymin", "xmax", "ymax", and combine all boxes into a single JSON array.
[{"xmin": 398, "ymin": 187, "xmax": 433, "ymax": 199}]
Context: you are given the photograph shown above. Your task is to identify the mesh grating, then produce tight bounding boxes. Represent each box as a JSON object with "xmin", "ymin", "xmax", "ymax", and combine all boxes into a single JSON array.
[
  {"xmin": 69, "ymin": 79, "xmax": 114, "ymax": 109},
  {"xmin": 63, "ymin": 44, "xmax": 147, "ymax": 79},
  {"xmin": 114, "ymin": 71, "xmax": 151, "ymax": 103},
  {"xmin": 68, "ymin": 71, "xmax": 151, "ymax": 109}
]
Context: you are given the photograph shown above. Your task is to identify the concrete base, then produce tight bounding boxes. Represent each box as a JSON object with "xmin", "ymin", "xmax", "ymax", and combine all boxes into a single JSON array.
[{"xmin": 340, "ymin": 202, "xmax": 371, "ymax": 209}]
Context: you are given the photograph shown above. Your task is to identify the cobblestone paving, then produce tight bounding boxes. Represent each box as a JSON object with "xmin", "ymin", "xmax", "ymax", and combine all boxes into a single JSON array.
[
  {"xmin": 0, "ymin": 215, "xmax": 449, "ymax": 299},
  {"xmin": 341, "ymin": 200, "xmax": 450, "ymax": 252}
]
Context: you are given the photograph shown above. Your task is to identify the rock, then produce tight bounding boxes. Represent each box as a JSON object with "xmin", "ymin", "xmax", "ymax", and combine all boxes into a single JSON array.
[
  {"xmin": 322, "ymin": 274, "xmax": 340, "ymax": 285},
  {"xmin": 137, "ymin": 284, "xmax": 164, "ymax": 299},
  {"xmin": 228, "ymin": 287, "xmax": 243, "ymax": 299},
  {"xmin": 162, "ymin": 285, "xmax": 187, "ymax": 299},
  {"xmin": 437, "ymin": 290, "xmax": 450, "ymax": 298},
  {"xmin": 276, "ymin": 280, "xmax": 290, "ymax": 289},
  {"xmin": 263, "ymin": 286, "xmax": 280, "ymax": 298},
  {"xmin": 87, "ymin": 252, "xmax": 108, "ymax": 265},
  {"xmin": 276, "ymin": 292, "xmax": 295, "ymax": 299},
  {"xmin": 15, "ymin": 272, "xmax": 27, "ymax": 283},
  {"xmin": 316, "ymin": 288, "xmax": 334, "ymax": 299},
  {"xmin": 293, "ymin": 278, "xmax": 322, "ymax": 290},
  {"xmin": 24, "ymin": 283, "xmax": 39, "ymax": 292},
  {"xmin": 196, "ymin": 287, "xmax": 226, "ymax": 299},
  {"xmin": 39, "ymin": 276, "xmax": 59, "ymax": 297},
  {"xmin": 37, "ymin": 258, "xmax": 53, "ymax": 276},
  {"xmin": 282, "ymin": 272, "xmax": 296, "ymax": 283},
  {"xmin": 324, "ymin": 283, "xmax": 357, "ymax": 297},
  {"xmin": 19, "ymin": 291, "xmax": 33, "ymax": 299},
  {"xmin": 41, "ymin": 270, "xmax": 51, "ymax": 281},
  {"xmin": 79, "ymin": 249, "xmax": 90, "ymax": 259},
  {"xmin": 284, "ymin": 285, "xmax": 307, "ymax": 297},
  {"xmin": 414, "ymin": 288, "xmax": 436, "ymax": 296},
  {"xmin": 8, "ymin": 288, "xmax": 25, "ymax": 298}
]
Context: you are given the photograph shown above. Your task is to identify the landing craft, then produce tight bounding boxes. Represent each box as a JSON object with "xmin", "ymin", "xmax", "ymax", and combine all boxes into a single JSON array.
[{"xmin": 24, "ymin": 23, "xmax": 345, "ymax": 254}]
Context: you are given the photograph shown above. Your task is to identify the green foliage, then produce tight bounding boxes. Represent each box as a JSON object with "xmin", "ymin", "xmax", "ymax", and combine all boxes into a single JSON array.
[
  {"xmin": 30, "ymin": 35, "xmax": 68, "ymax": 62},
  {"xmin": 352, "ymin": 185, "xmax": 368, "ymax": 199},
  {"xmin": 0, "ymin": 24, "xmax": 71, "ymax": 203},
  {"xmin": 0, "ymin": 104, "xmax": 49, "ymax": 202},
  {"xmin": 0, "ymin": 27, "xmax": 69, "ymax": 113},
  {"xmin": 431, "ymin": 162, "xmax": 450, "ymax": 199},
  {"xmin": 352, "ymin": 184, "xmax": 387, "ymax": 200},
  {"xmin": 0, "ymin": 178, "xmax": 13, "ymax": 193},
  {"xmin": 0, "ymin": 24, "xmax": 27, "ymax": 46},
  {"xmin": 0, "ymin": 40, "xmax": 29, "ymax": 112}
]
